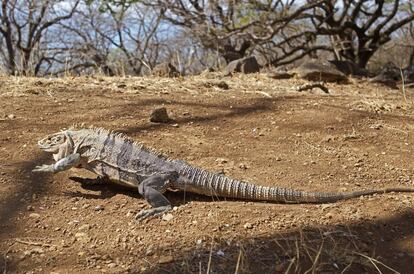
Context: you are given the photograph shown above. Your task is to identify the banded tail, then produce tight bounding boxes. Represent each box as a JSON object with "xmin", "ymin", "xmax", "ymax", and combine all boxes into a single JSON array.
[{"xmin": 176, "ymin": 165, "xmax": 414, "ymax": 203}]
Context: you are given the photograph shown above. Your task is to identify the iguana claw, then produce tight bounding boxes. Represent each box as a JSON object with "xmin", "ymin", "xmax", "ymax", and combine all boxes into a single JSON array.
[
  {"xmin": 135, "ymin": 205, "xmax": 172, "ymax": 221},
  {"xmin": 32, "ymin": 164, "xmax": 55, "ymax": 173}
]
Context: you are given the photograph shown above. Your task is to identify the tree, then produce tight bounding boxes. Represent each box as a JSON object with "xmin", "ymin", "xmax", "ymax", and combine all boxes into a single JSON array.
[
  {"xmin": 312, "ymin": 0, "xmax": 414, "ymax": 68},
  {"xmin": 142, "ymin": 0, "xmax": 330, "ymax": 67},
  {"xmin": 0, "ymin": 0, "xmax": 80, "ymax": 75}
]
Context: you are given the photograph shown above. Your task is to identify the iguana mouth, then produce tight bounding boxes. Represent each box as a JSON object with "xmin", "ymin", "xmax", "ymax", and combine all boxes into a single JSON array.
[{"xmin": 37, "ymin": 141, "xmax": 59, "ymax": 152}]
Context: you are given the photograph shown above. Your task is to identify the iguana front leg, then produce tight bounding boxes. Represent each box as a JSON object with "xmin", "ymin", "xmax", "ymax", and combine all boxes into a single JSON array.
[
  {"xmin": 136, "ymin": 171, "xmax": 179, "ymax": 221},
  {"xmin": 32, "ymin": 154, "xmax": 81, "ymax": 173}
]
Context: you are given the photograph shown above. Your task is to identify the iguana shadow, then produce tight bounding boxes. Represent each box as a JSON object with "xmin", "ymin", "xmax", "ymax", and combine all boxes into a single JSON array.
[{"xmin": 65, "ymin": 176, "xmax": 223, "ymax": 206}]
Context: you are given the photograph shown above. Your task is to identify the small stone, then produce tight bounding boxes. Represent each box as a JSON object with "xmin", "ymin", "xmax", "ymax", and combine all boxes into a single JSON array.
[
  {"xmin": 158, "ymin": 255, "xmax": 174, "ymax": 264},
  {"xmin": 107, "ymin": 262, "xmax": 117, "ymax": 268},
  {"xmin": 126, "ymin": 210, "xmax": 135, "ymax": 217},
  {"xmin": 243, "ymin": 223, "xmax": 253, "ymax": 229},
  {"xmin": 162, "ymin": 213, "xmax": 174, "ymax": 222},
  {"xmin": 27, "ymin": 205, "xmax": 35, "ymax": 211},
  {"xmin": 29, "ymin": 213, "xmax": 40, "ymax": 219},
  {"xmin": 216, "ymin": 250, "xmax": 225, "ymax": 256},
  {"xmin": 370, "ymin": 124, "xmax": 383, "ymax": 130},
  {"xmin": 7, "ymin": 114, "xmax": 15, "ymax": 119},
  {"xmin": 78, "ymin": 224, "xmax": 91, "ymax": 231},
  {"xmin": 238, "ymin": 163, "xmax": 248, "ymax": 170},
  {"xmin": 31, "ymin": 247, "xmax": 44, "ymax": 254},
  {"xmin": 74, "ymin": 232, "xmax": 90, "ymax": 244},
  {"xmin": 275, "ymin": 263, "xmax": 286, "ymax": 272},
  {"xmin": 216, "ymin": 81, "xmax": 229, "ymax": 90},
  {"xmin": 215, "ymin": 158, "xmax": 228, "ymax": 164},
  {"xmin": 150, "ymin": 107, "xmax": 172, "ymax": 123},
  {"xmin": 94, "ymin": 205, "xmax": 104, "ymax": 211}
]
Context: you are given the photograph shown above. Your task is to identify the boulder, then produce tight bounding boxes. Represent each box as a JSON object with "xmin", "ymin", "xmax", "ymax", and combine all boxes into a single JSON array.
[
  {"xmin": 292, "ymin": 60, "xmax": 348, "ymax": 83},
  {"xmin": 152, "ymin": 62, "xmax": 181, "ymax": 77},
  {"xmin": 224, "ymin": 56, "xmax": 260, "ymax": 75}
]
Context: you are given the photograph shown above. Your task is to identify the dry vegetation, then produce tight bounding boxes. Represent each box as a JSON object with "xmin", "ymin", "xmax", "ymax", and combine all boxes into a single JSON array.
[{"xmin": 0, "ymin": 74, "xmax": 413, "ymax": 273}]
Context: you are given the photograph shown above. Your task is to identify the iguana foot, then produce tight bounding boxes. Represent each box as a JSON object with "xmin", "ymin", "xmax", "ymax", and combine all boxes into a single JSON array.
[
  {"xmin": 135, "ymin": 205, "xmax": 172, "ymax": 221},
  {"xmin": 69, "ymin": 175, "xmax": 108, "ymax": 185},
  {"xmin": 32, "ymin": 164, "xmax": 55, "ymax": 173}
]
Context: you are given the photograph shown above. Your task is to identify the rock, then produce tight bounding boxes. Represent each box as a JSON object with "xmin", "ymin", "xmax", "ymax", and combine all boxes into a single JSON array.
[
  {"xmin": 78, "ymin": 224, "xmax": 91, "ymax": 231},
  {"xmin": 369, "ymin": 62, "xmax": 400, "ymax": 88},
  {"xmin": 29, "ymin": 213, "xmax": 40, "ymax": 219},
  {"xmin": 7, "ymin": 114, "xmax": 15, "ymax": 119},
  {"xmin": 162, "ymin": 213, "xmax": 174, "ymax": 222},
  {"xmin": 224, "ymin": 56, "xmax": 260, "ymax": 75},
  {"xmin": 107, "ymin": 262, "xmax": 117, "ymax": 268},
  {"xmin": 216, "ymin": 81, "xmax": 230, "ymax": 90},
  {"xmin": 328, "ymin": 60, "xmax": 369, "ymax": 77},
  {"xmin": 215, "ymin": 158, "xmax": 228, "ymax": 164},
  {"xmin": 292, "ymin": 60, "xmax": 348, "ymax": 83},
  {"xmin": 275, "ymin": 262, "xmax": 287, "ymax": 272},
  {"xmin": 158, "ymin": 255, "xmax": 174, "ymax": 264},
  {"xmin": 152, "ymin": 62, "xmax": 181, "ymax": 77},
  {"xmin": 75, "ymin": 232, "xmax": 90, "ymax": 244},
  {"xmin": 268, "ymin": 69, "xmax": 294, "ymax": 79},
  {"xmin": 216, "ymin": 250, "xmax": 225, "ymax": 256},
  {"xmin": 243, "ymin": 222, "xmax": 253, "ymax": 229},
  {"xmin": 150, "ymin": 107, "xmax": 172, "ymax": 123},
  {"xmin": 94, "ymin": 205, "xmax": 104, "ymax": 211}
]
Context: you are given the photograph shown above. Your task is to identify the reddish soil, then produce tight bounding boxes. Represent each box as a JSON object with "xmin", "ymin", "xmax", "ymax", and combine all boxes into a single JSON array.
[{"xmin": 0, "ymin": 74, "xmax": 413, "ymax": 273}]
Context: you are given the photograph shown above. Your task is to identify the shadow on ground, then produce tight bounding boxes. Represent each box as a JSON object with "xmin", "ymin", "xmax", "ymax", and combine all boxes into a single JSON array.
[
  {"xmin": 137, "ymin": 209, "xmax": 414, "ymax": 273},
  {"xmin": 0, "ymin": 154, "xmax": 51, "ymax": 237}
]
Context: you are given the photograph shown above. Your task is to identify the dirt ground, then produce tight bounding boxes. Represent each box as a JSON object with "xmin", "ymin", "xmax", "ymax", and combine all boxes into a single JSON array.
[{"xmin": 0, "ymin": 74, "xmax": 414, "ymax": 273}]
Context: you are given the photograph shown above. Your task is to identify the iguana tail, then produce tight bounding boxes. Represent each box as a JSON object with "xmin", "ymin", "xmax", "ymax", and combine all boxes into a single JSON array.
[{"xmin": 176, "ymin": 165, "xmax": 414, "ymax": 203}]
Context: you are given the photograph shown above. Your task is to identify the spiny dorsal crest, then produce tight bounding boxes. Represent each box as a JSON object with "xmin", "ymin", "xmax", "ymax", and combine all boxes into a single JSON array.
[{"xmin": 71, "ymin": 125, "xmax": 171, "ymax": 161}]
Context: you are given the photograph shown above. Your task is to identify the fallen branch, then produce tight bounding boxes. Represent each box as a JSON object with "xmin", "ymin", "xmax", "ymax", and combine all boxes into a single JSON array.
[
  {"xmin": 295, "ymin": 82, "xmax": 329, "ymax": 94},
  {"xmin": 15, "ymin": 238, "xmax": 55, "ymax": 247}
]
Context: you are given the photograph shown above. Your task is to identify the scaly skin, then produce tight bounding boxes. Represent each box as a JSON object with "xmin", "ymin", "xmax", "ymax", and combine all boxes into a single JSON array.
[{"xmin": 33, "ymin": 127, "xmax": 414, "ymax": 219}]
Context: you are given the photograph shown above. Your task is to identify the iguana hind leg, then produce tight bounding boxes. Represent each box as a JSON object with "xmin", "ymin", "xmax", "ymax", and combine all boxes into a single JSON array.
[{"xmin": 136, "ymin": 171, "xmax": 179, "ymax": 221}]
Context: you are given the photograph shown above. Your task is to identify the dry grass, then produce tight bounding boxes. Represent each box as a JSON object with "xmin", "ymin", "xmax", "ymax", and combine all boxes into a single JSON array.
[{"xmin": 138, "ymin": 227, "xmax": 400, "ymax": 274}]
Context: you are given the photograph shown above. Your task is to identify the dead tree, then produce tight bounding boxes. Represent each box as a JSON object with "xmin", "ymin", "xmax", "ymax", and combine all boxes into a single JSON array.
[
  {"xmin": 59, "ymin": 1, "xmax": 166, "ymax": 76},
  {"xmin": 142, "ymin": 0, "xmax": 330, "ymax": 67},
  {"xmin": 312, "ymin": 0, "xmax": 414, "ymax": 68},
  {"xmin": 0, "ymin": 0, "xmax": 79, "ymax": 75}
]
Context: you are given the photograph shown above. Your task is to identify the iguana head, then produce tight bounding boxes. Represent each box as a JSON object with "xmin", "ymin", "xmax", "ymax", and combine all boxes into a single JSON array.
[{"xmin": 37, "ymin": 130, "xmax": 75, "ymax": 161}]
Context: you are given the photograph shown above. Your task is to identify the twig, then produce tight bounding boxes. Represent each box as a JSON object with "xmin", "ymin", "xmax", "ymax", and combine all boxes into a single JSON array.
[
  {"xmin": 354, "ymin": 252, "xmax": 399, "ymax": 274},
  {"xmin": 382, "ymin": 124, "xmax": 408, "ymax": 135},
  {"xmin": 234, "ymin": 248, "xmax": 243, "ymax": 274},
  {"xmin": 3, "ymin": 243, "xmax": 15, "ymax": 274},
  {"xmin": 399, "ymin": 68, "xmax": 407, "ymax": 102},
  {"xmin": 206, "ymin": 237, "xmax": 214, "ymax": 274},
  {"xmin": 15, "ymin": 238, "xmax": 55, "ymax": 247},
  {"xmin": 257, "ymin": 91, "xmax": 272, "ymax": 98}
]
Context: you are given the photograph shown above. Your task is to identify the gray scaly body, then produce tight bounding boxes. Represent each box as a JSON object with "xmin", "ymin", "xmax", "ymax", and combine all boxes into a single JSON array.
[{"xmin": 33, "ymin": 127, "xmax": 414, "ymax": 220}]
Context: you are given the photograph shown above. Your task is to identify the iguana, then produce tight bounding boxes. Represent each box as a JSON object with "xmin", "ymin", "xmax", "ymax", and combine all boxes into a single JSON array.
[{"xmin": 33, "ymin": 127, "xmax": 414, "ymax": 220}]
